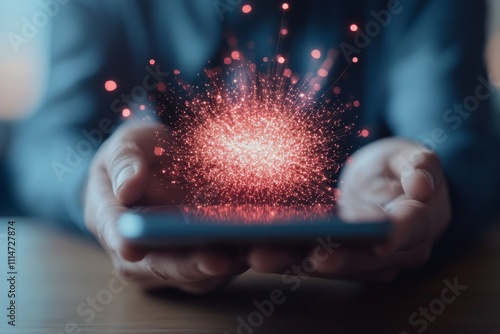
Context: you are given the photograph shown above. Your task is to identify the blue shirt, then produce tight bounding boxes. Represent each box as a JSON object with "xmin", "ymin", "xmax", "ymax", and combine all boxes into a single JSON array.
[{"xmin": 3, "ymin": 0, "xmax": 500, "ymax": 241}]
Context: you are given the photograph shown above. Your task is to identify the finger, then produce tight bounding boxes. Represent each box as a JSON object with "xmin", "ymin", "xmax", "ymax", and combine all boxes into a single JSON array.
[
  {"xmin": 376, "ymin": 197, "xmax": 431, "ymax": 255},
  {"xmin": 85, "ymin": 166, "xmax": 147, "ymax": 262},
  {"xmin": 247, "ymin": 245, "xmax": 306, "ymax": 273},
  {"xmin": 117, "ymin": 248, "xmax": 245, "ymax": 283},
  {"xmin": 104, "ymin": 123, "xmax": 163, "ymax": 205},
  {"xmin": 389, "ymin": 146, "xmax": 444, "ymax": 202}
]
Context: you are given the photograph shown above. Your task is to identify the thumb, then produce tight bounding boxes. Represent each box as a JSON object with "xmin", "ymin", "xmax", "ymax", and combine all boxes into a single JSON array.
[
  {"xmin": 395, "ymin": 148, "xmax": 443, "ymax": 202},
  {"xmin": 106, "ymin": 144, "xmax": 149, "ymax": 205}
]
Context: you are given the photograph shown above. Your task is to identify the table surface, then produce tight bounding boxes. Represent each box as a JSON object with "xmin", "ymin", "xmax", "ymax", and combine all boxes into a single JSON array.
[{"xmin": 2, "ymin": 219, "xmax": 500, "ymax": 334}]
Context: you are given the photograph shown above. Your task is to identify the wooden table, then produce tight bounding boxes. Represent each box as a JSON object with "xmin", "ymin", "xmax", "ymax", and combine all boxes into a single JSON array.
[{"xmin": 2, "ymin": 219, "xmax": 500, "ymax": 334}]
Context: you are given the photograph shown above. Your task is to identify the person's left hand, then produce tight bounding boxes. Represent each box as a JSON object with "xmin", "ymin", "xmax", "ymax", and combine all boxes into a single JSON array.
[{"xmin": 247, "ymin": 138, "xmax": 452, "ymax": 282}]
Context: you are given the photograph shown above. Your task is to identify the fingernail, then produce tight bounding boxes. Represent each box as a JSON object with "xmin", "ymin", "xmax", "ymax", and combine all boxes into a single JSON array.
[
  {"xmin": 417, "ymin": 169, "xmax": 435, "ymax": 192},
  {"xmin": 401, "ymin": 164, "xmax": 414, "ymax": 178},
  {"xmin": 115, "ymin": 165, "xmax": 136, "ymax": 192}
]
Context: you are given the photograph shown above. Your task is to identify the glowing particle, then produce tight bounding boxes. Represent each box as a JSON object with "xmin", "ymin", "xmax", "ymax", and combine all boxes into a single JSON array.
[
  {"xmin": 313, "ymin": 83, "xmax": 321, "ymax": 91},
  {"xmin": 333, "ymin": 86, "xmax": 341, "ymax": 95},
  {"xmin": 174, "ymin": 69, "xmax": 181, "ymax": 75},
  {"xmin": 231, "ymin": 51, "xmax": 240, "ymax": 60},
  {"xmin": 311, "ymin": 49, "xmax": 321, "ymax": 59},
  {"xmin": 242, "ymin": 4, "xmax": 252, "ymax": 13},
  {"xmin": 352, "ymin": 57, "xmax": 359, "ymax": 63},
  {"xmin": 318, "ymin": 69, "xmax": 328, "ymax": 77},
  {"xmin": 361, "ymin": 129, "xmax": 369, "ymax": 138},
  {"xmin": 224, "ymin": 57, "xmax": 232, "ymax": 65},
  {"xmin": 122, "ymin": 108, "xmax": 131, "ymax": 118},
  {"xmin": 282, "ymin": 3, "xmax": 289, "ymax": 10},
  {"xmin": 149, "ymin": 59, "xmax": 156, "ymax": 65},
  {"xmin": 350, "ymin": 24, "xmax": 358, "ymax": 32},
  {"xmin": 139, "ymin": 105, "xmax": 146, "ymax": 111},
  {"xmin": 263, "ymin": 57, "xmax": 269, "ymax": 62},
  {"xmin": 157, "ymin": 82, "xmax": 166, "ymax": 92},
  {"xmin": 283, "ymin": 68, "xmax": 292, "ymax": 77},
  {"xmin": 154, "ymin": 147, "xmax": 164, "ymax": 156},
  {"xmin": 277, "ymin": 55, "xmax": 286, "ymax": 64},
  {"xmin": 104, "ymin": 80, "xmax": 117, "ymax": 92},
  {"xmin": 353, "ymin": 100, "xmax": 360, "ymax": 108},
  {"xmin": 281, "ymin": 28, "xmax": 288, "ymax": 35}
]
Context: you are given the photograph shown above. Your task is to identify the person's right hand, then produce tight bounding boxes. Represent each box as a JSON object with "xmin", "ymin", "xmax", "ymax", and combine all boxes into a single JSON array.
[{"xmin": 83, "ymin": 121, "xmax": 248, "ymax": 294}]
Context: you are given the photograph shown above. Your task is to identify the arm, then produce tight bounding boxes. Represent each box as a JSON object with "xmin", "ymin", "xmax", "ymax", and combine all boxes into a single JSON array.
[
  {"xmin": 249, "ymin": 0, "xmax": 500, "ymax": 280},
  {"xmin": 6, "ymin": 1, "xmax": 129, "ymax": 226},
  {"xmin": 380, "ymin": 0, "xmax": 500, "ymax": 236}
]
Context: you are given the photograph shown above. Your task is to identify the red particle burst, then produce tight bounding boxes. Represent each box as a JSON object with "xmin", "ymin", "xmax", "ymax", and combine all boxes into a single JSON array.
[{"xmin": 156, "ymin": 62, "xmax": 353, "ymax": 206}]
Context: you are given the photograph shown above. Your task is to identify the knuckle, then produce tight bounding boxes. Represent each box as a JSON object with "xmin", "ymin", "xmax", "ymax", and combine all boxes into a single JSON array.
[
  {"xmin": 114, "ymin": 265, "xmax": 135, "ymax": 281},
  {"xmin": 144, "ymin": 255, "xmax": 170, "ymax": 281},
  {"xmin": 174, "ymin": 265, "xmax": 203, "ymax": 282},
  {"xmin": 108, "ymin": 145, "xmax": 140, "ymax": 170}
]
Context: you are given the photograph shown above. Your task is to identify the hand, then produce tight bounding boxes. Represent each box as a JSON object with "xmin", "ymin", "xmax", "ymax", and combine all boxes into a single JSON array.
[
  {"xmin": 83, "ymin": 122, "xmax": 248, "ymax": 293},
  {"xmin": 247, "ymin": 138, "xmax": 452, "ymax": 282}
]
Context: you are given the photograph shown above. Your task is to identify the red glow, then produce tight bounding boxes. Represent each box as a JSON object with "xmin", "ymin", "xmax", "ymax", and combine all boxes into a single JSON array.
[
  {"xmin": 352, "ymin": 57, "xmax": 359, "ymax": 63},
  {"xmin": 157, "ymin": 82, "xmax": 166, "ymax": 92},
  {"xmin": 277, "ymin": 56, "xmax": 286, "ymax": 64},
  {"xmin": 350, "ymin": 24, "xmax": 358, "ymax": 32},
  {"xmin": 174, "ymin": 69, "xmax": 181, "ymax": 75},
  {"xmin": 333, "ymin": 86, "xmax": 341, "ymax": 95},
  {"xmin": 154, "ymin": 147, "xmax": 164, "ymax": 156},
  {"xmin": 231, "ymin": 51, "xmax": 241, "ymax": 60},
  {"xmin": 149, "ymin": 59, "xmax": 156, "ymax": 65},
  {"xmin": 122, "ymin": 108, "xmax": 131, "ymax": 118},
  {"xmin": 140, "ymin": 105, "xmax": 146, "ymax": 111},
  {"xmin": 157, "ymin": 63, "xmax": 351, "ymax": 206},
  {"xmin": 104, "ymin": 80, "xmax": 117, "ymax": 92},
  {"xmin": 224, "ymin": 57, "xmax": 232, "ymax": 65},
  {"xmin": 318, "ymin": 69, "xmax": 328, "ymax": 77},
  {"xmin": 242, "ymin": 4, "xmax": 252, "ymax": 13},
  {"xmin": 281, "ymin": 28, "xmax": 288, "ymax": 35},
  {"xmin": 282, "ymin": 3, "xmax": 289, "ymax": 10},
  {"xmin": 311, "ymin": 49, "xmax": 321, "ymax": 59},
  {"xmin": 181, "ymin": 205, "xmax": 336, "ymax": 225},
  {"xmin": 353, "ymin": 100, "xmax": 360, "ymax": 108},
  {"xmin": 361, "ymin": 129, "xmax": 369, "ymax": 137}
]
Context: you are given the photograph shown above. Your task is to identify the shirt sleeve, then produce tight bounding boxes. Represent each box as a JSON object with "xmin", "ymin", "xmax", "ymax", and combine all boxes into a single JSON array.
[
  {"xmin": 6, "ymin": 1, "xmax": 129, "ymax": 229},
  {"xmin": 373, "ymin": 0, "xmax": 500, "ymax": 237}
]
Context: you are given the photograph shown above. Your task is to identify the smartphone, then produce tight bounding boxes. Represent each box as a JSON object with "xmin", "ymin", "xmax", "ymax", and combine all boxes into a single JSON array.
[{"xmin": 118, "ymin": 204, "xmax": 392, "ymax": 248}]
